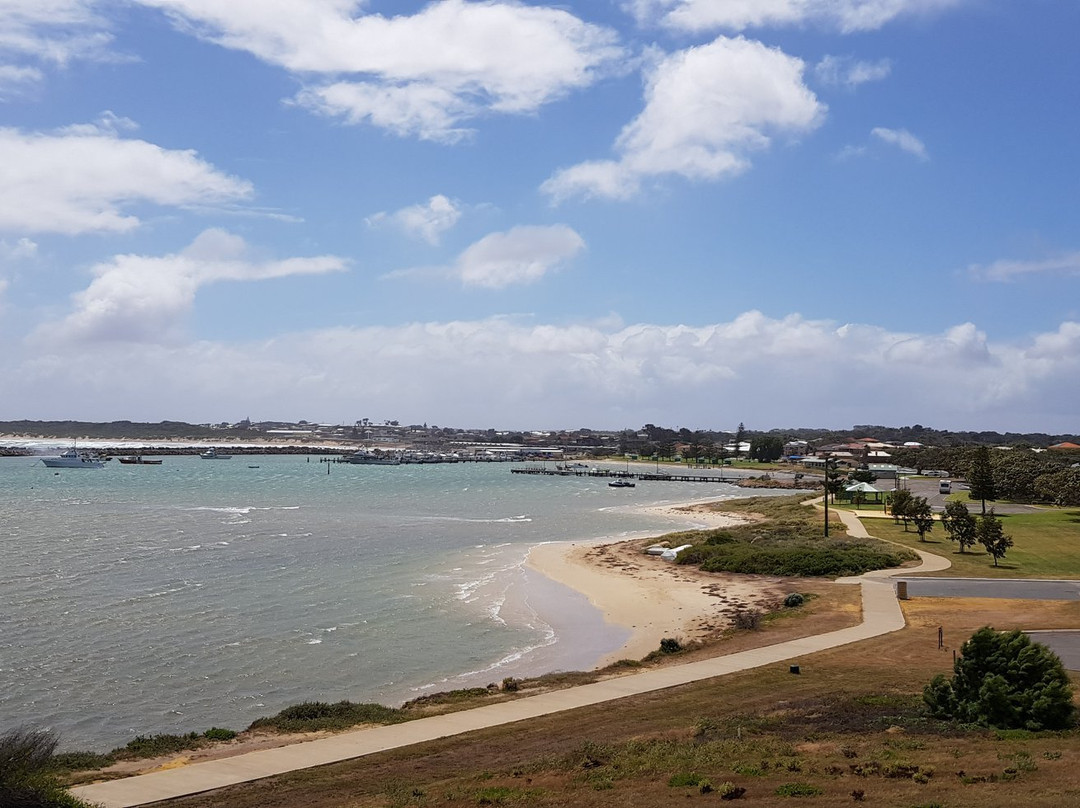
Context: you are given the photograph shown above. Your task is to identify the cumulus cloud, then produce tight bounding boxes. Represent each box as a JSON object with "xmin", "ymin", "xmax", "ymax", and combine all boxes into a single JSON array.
[
  {"xmin": 871, "ymin": 126, "xmax": 928, "ymax": 160},
  {"xmin": 134, "ymin": 0, "xmax": 625, "ymax": 141},
  {"xmin": 0, "ymin": 118, "xmax": 254, "ymax": 235},
  {"xmin": 968, "ymin": 251, "xmax": 1080, "ymax": 282},
  {"xmin": 814, "ymin": 55, "xmax": 891, "ymax": 88},
  {"xmin": 543, "ymin": 37, "xmax": 824, "ymax": 201},
  {"xmin": 389, "ymin": 224, "xmax": 585, "ymax": 288},
  {"xmin": 453, "ymin": 225, "xmax": 585, "ymax": 288},
  {"xmin": 626, "ymin": 0, "xmax": 965, "ymax": 34},
  {"xmin": 8, "ymin": 311, "xmax": 1079, "ymax": 432},
  {"xmin": 367, "ymin": 195, "xmax": 463, "ymax": 244},
  {"xmin": 35, "ymin": 229, "xmax": 347, "ymax": 345}
]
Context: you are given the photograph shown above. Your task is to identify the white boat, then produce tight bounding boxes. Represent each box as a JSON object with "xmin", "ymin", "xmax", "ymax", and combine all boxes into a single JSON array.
[
  {"xmin": 118, "ymin": 455, "xmax": 163, "ymax": 465},
  {"xmin": 608, "ymin": 478, "xmax": 635, "ymax": 488},
  {"xmin": 200, "ymin": 448, "xmax": 233, "ymax": 460},
  {"xmin": 42, "ymin": 448, "xmax": 105, "ymax": 469},
  {"xmin": 345, "ymin": 450, "xmax": 401, "ymax": 465}
]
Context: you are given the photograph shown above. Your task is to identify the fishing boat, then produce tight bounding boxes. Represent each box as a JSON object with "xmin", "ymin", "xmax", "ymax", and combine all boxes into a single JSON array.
[
  {"xmin": 200, "ymin": 448, "xmax": 233, "ymax": 460},
  {"xmin": 118, "ymin": 455, "xmax": 163, "ymax": 465},
  {"xmin": 608, "ymin": 478, "xmax": 635, "ymax": 488},
  {"xmin": 41, "ymin": 448, "xmax": 105, "ymax": 469}
]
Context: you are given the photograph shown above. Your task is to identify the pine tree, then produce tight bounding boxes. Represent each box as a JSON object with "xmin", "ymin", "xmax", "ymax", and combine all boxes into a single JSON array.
[
  {"xmin": 967, "ymin": 446, "xmax": 997, "ymax": 515},
  {"xmin": 977, "ymin": 509, "xmax": 1013, "ymax": 567},
  {"xmin": 941, "ymin": 500, "xmax": 977, "ymax": 553}
]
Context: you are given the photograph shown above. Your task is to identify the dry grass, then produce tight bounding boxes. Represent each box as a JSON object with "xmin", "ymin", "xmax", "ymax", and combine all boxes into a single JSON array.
[{"xmin": 152, "ymin": 596, "xmax": 1080, "ymax": 808}]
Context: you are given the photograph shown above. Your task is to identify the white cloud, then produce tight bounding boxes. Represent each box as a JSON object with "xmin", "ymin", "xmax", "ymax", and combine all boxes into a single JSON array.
[
  {"xmin": 968, "ymin": 251, "xmax": 1080, "ymax": 282},
  {"xmin": 543, "ymin": 37, "xmax": 824, "ymax": 202},
  {"xmin": 34, "ymin": 229, "xmax": 347, "ymax": 345},
  {"xmin": 0, "ymin": 119, "xmax": 254, "ymax": 234},
  {"xmin": 0, "ymin": 0, "xmax": 115, "ymax": 66},
  {"xmin": 7, "ymin": 311, "xmax": 1080, "ymax": 432},
  {"xmin": 814, "ymin": 55, "xmax": 891, "ymax": 88},
  {"xmin": 135, "ymin": 0, "xmax": 625, "ymax": 141},
  {"xmin": 452, "ymin": 225, "xmax": 585, "ymax": 288},
  {"xmin": 0, "ymin": 64, "xmax": 43, "ymax": 96},
  {"xmin": 871, "ymin": 126, "xmax": 928, "ymax": 160},
  {"xmin": 0, "ymin": 237, "xmax": 38, "ymax": 260},
  {"xmin": 367, "ymin": 195, "xmax": 463, "ymax": 244},
  {"xmin": 627, "ymin": 0, "xmax": 965, "ymax": 34}
]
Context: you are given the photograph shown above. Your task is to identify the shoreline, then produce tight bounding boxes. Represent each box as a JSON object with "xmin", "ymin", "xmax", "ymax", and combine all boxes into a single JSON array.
[{"xmin": 524, "ymin": 498, "xmax": 787, "ymax": 669}]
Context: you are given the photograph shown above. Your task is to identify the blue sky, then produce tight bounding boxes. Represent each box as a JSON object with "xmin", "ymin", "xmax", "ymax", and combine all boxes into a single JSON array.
[{"xmin": 1, "ymin": 0, "xmax": 1077, "ymax": 433}]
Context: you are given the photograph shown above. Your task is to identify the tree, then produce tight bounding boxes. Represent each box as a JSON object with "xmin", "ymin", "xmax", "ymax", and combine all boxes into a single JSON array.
[
  {"xmin": 967, "ymin": 445, "xmax": 996, "ymax": 515},
  {"xmin": 749, "ymin": 435, "xmax": 783, "ymax": 462},
  {"xmin": 923, "ymin": 627, "xmax": 1075, "ymax": 730},
  {"xmin": 940, "ymin": 500, "xmax": 978, "ymax": 553},
  {"xmin": 977, "ymin": 509, "xmax": 1013, "ymax": 567},
  {"xmin": 889, "ymin": 488, "xmax": 914, "ymax": 529},
  {"xmin": 850, "ymin": 468, "xmax": 877, "ymax": 484},
  {"xmin": 824, "ymin": 458, "xmax": 844, "ymax": 503},
  {"xmin": 0, "ymin": 727, "xmax": 97, "ymax": 807},
  {"xmin": 734, "ymin": 422, "xmax": 746, "ymax": 458},
  {"xmin": 910, "ymin": 496, "xmax": 934, "ymax": 541}
]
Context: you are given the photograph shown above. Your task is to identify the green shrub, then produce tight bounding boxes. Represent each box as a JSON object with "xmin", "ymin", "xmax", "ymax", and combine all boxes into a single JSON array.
[
  {"xmin": 249, "ymin": 700, "xmax": 405, "ymax": 732},
  {"xmin": 659, "ymin": 637, "xmax": 683, "ymax": 654},
  {"xmin": 203, "ymin": 727, "xmax": 237, "ymax": 741},
  {"xmin": 923, "ymin": 627, "xmax": 1075, "ymax": 730},
  {"xmin": 668, "ymin": 771, "xmax": 703, "ymax": 787},
  {"xmin": 718, "ymin": 781, "xmax": 747, "ymax": 800},
  {"xmin": 1, "ymin": 727, "xmax": 96, "ymax": 807},
  {"xmin": 119, "ymin": 733, "xmax": 205, "ymax": 759},
  {"xmin": 784, "ymin": 593, "xmax": 806, "ymax": 608}
]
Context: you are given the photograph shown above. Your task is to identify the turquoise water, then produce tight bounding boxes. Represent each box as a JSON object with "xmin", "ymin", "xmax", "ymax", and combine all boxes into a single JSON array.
[{"xmin": 0, "ymin": 453, "xmax": 755, "ymax": 751}]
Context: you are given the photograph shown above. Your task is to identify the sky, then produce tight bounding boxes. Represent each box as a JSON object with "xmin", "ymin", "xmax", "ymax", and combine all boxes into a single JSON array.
[{"xmin": 0, "ymin": 0, "xmax": 1077, "ymax": 434}]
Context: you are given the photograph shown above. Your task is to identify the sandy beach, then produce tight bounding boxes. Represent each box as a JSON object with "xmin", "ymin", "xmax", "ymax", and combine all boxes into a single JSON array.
[{"xmin": 526, "ymin": 499, "xmax": 787, "ymax": 667}]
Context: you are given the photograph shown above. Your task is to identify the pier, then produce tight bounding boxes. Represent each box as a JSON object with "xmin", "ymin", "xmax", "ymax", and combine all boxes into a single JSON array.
[{"xmin": 510, "ymin": 466, "xmax": 732, "ymax": 483}]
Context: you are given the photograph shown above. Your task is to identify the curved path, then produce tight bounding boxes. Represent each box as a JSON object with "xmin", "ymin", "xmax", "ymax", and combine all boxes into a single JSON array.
[{"xmin": 72, "ymin": 511, "xmax": 948, "ymax": 808}]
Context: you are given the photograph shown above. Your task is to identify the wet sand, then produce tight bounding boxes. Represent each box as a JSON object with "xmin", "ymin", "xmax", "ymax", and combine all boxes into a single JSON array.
[{"xmin": 526, "ymin": 499, "xmax": 785, "ymax": 667}]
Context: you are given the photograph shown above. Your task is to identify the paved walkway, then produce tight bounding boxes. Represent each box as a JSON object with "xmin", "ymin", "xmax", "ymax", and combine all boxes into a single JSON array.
[{"xmin": 71, "ymin": 509, "xmax": 946, "ymax": 808}]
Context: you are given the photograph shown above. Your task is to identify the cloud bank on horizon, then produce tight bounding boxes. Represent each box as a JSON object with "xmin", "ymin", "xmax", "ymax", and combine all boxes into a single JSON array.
[{"xmin": 0, "ymin": 0, "xmax": 1077, "ymax": 433}]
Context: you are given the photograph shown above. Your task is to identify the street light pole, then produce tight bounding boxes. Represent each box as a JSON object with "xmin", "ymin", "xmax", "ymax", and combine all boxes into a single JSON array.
[{"xmin": 823, "ymin": 453, "xmax": 831, "ymax": 537}]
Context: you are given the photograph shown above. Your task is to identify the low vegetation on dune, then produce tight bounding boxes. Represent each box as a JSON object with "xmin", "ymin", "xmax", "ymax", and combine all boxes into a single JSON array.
[{"xmin": 667, "ymin": 495, "xmax": 917, "ymax": 577}]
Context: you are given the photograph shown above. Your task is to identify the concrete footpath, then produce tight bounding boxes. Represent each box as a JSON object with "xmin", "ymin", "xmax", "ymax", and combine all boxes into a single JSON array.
[{"xmin": 72, "ymin": 509, "xmax": 944, "ymax": 808}]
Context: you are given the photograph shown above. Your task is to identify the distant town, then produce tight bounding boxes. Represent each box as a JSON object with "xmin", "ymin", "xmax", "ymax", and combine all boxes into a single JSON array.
[{"xmin": 1, "ymin": 418, "xmax": 1078, "ymax": 463}]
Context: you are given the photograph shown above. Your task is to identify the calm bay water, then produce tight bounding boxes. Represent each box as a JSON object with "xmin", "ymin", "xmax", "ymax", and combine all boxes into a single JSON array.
[{"xmin": 0, "ymin": 452, "xmax": 752, "ymax": 751}]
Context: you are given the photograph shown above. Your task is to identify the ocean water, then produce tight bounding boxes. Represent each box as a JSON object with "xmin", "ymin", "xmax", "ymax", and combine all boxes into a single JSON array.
[{"xmin": 0, "ymin": 452, "xmax": 758, "ymax": 751}]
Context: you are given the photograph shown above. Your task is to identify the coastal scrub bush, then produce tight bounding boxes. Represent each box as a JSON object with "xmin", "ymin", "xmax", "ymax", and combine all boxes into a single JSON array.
[
  {"xmin": 249, "ymin": 700, "xmax": 405, "ymax": 733},
  {"xmin": 118, "ymin": 732, "xmax": 206, "ymax": 758},
  {"xmin": 923, "ymin": 627, "xmax": 1075, "ymax": 730},
  {"xmin": 202, "ymin": 727, "xmax": 237, "ymax": 741},
  {"xmin": 784, "ymin": 593, "xmax": 805, "ymax": 608},
  {"xmin": 0, "ymin": 727, "xmax": 96, "ymax": 807},
  {"xmin": 659, "ymin": 637, "xmax": 683, "ymax": 654},
  {"xmin": 668, "ymin": 771, "xmax": 704, "ymax": 787}
]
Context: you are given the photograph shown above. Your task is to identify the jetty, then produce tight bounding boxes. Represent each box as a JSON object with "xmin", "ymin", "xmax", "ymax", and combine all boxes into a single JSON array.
[{"xmin": 510, "ymin": 466, "xmax": 732, "ymax": 483}]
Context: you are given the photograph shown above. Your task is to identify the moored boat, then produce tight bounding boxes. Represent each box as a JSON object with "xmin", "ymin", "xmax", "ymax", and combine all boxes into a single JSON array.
[
  {"xmin": 42, "ymin": 448, "xmax": 105, "ymax": 469},
  {"xmin": 118, "ymin": 456, "xmax": 163, "ymax": 465},
  {"xmin": 200, "ymin": 448, "xmax": 233, "ymax": 459},
  {"xmin": 608, "ymin": 478, "xmax": 635, "ymax": 488},
  {"xmin": 345, "ymin": 450, "xmax": 401, "ymax": 465}
]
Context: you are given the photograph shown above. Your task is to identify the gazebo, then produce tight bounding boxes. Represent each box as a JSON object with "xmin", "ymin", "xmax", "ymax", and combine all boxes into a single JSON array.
[{"xmin": 842, "ymin": 481, "xmax": 885, "ymax": 506}]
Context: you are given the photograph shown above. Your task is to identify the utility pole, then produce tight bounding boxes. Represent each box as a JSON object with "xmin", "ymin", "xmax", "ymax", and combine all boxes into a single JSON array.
[{"xmin": 823, "ymin": 453, "xmax": 832, "ymax": 537}]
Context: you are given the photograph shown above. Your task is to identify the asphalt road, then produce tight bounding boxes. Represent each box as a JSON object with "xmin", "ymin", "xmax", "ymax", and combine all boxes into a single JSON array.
[
  {"xmin": 1026, "ymin": 631, "xmax": 1080, "ymax": 671},
  {"xmin": 897, "ymin": 577, "xmax": 1080, "ymax": 600}
]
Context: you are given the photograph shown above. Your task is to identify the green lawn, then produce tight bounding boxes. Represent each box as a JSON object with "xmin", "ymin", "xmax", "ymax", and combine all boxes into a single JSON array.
[{"xmin": 859, "ymin": 508, "xmax": 1080, "ymax": 579}]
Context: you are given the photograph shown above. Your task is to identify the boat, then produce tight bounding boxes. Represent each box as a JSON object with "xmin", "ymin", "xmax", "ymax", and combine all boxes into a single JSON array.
[
  {"xmin": 200, "ymin": 448, "xmax": 233, "ymax": 460},
  {"xmin": 41, "ymin": 448, "xmax": 105, "ymax": 469},
  {"xmin": 345, "ymin": 450, "xmax": 401, "ymax": 465},
  {"xmin": 608, "ymin": 479, "xmax": 635, "ymax": 488},
  {"xmin": 118, "ymin": 456, "xmax": 163, "ymax": 465}
]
